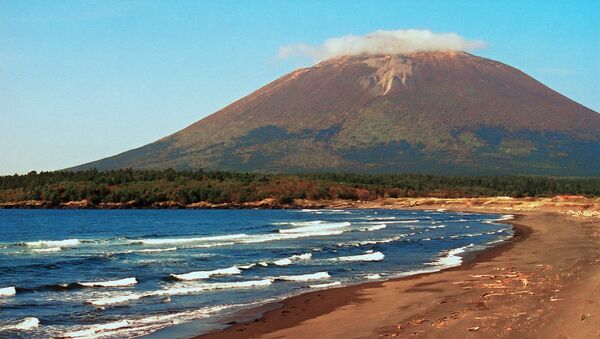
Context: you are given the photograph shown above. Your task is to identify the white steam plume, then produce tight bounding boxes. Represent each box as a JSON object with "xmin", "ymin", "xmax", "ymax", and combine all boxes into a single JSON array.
[{"xmin": 279, "ymin": 29, "xmax": 485, "ymax": 61}]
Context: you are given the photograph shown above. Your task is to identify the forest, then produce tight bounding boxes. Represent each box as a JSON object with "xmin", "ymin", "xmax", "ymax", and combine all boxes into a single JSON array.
[{"xmin": 0, "ymin": 169, "xmax": 599, "ymax": 207}]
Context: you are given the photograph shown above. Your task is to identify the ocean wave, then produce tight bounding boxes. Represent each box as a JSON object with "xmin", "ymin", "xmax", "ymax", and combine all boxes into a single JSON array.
[
  {"xmin": 131, "ymin": 228, "xmax": 350, "ymax": 249},
  {"xmin": 0, "ymin": 317, "xmax": 39, "ymax": 331},
  {"xmin": 86, "ymin": 279, "xmax": 273, "ymax": 306},
  {"xmin": 289, "ymin": 220, "xmax": 324, "ymax": 226},
  {"xmin": 336, "ymin": 235, "xmax": 406, "ymax": 248},
  {"xmin": 316, "ymin": 209, "xmax": 350, "ymax": 214},
  {"xmin": 31, "ymin": 246, "xmax": 62, "ymax": 253},
  {"xmin": 121, "ymin": 247, "xmax": 178, "ymax": 254},
  {"xmin": 427, "ymin": 224, "xmax": 446, "ymax": 229},
  {"xmin": 170, "ymin": 266, "xmax": 241, "ymax": 281},
  {"xmin": 79, "ymin": 277, "xmax": 137, "ymax": 288},
  {"xmin": 61, "ymin": 320, "xmax": 130, "ymax": 338},
  {"xmin": 0, "ymin": 286, "xmax": 16, "ymax": 297},
  {"xmin": 130, "ymin": 234, "xmax": 247, "ymax": 245},
  {"xmin": 366, "ymin": 216, "xmax": 396, "ymax": 221},
  {"xmin": 24, "ymin": 239, "xmax": 81, "ymax": 248},
  {"xmin": 276, "ymin": 272, "xmax": 330, "ymax": 282},
  {"xmin": 360, "ymin": 224, "xmax": 386, "ymax": 232},
  {"xmin": 366, "ymin": 273, "xmax": 382, "ymax": 279},
  {"xmin": 273, "ymin": 253, "xmax": 312, "ymax": 266},
  {"xmin": 308, "ymin": 281, "xmax": 341, "ymax": 288},
  {"xmin": 279, "ymin": 221, "xmax": 351, "ymax": 234},
  {"xmin": 58, "ymin": 301, "xmax": 273, "ymax": 338},
  {"xmin": 331, "ymin": 251, "xmax": 385, "ymax": 262},
  {"xmin": 237, "ymin": 263, "xmax": 256, "ymax": 270},
  {"xmin": 484, "ymin": 214, "xmax": 514, "ymax": 224},
  {"xmin": 427, "ymin": 244, "xmax": 474, "ymax": 268}
]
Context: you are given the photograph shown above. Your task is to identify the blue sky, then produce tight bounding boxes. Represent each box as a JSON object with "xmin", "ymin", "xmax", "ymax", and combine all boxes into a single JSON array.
[{"xmin": 1, "ymin": 0, "xmax": 599, "ymax": 174}]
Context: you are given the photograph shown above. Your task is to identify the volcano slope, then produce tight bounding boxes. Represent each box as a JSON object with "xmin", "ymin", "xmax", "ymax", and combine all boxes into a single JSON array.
[{"xmin": 74, "ymin": 52, "xmax": 600, "ymax": 176}]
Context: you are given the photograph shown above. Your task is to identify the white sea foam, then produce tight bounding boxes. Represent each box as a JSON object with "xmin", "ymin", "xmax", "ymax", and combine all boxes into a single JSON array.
[
  {"xmin": 25, "ymin": 239, "xmax": 81, "ymax": 248},
  {"xmin": 332, "ymin": 251, "xmax": 385, "ymax": 262},
  {"xmin": 366, "ymin": 273, "xmax": 382, "ymax": 279},
  {"xmin": 170, "ymin": 266, "xmax": 241, "ymax": 281},
  {"xmin": 0, "ymin": 286, "xmax": 16, "ymax": 297},
  {"xmin": 273, "ymin": 253, "xmax": 312, "ymax": 266},
  {"xmin": 80, "ymin": 277, "xmax": 137, "ymax": 288},
  {"xmin": 87, "ymin": 293, "xmax": 142, "ymax": 306},
  {"xmin": 337, "ymin": 235, "xmax": 405, "ymax": 248},
  {"xmin": 31, "ymin": 246, "xmax": 62, "ymax": 253},
  {"xmin": 396, "ymin": 267, "xmax": 442, "ymax": 278},
  {"xmin": 59, "ymin": 303, "xmax": 259, "ymax": 338},
  {"xmin": 361, "ymin": 224, "xmax": 387, "ymax": 231},
  {"xmin": 128, "ymin": 247, "xmax": 178, "ymax": 254},
  {"xmin": 0, "ymin": 317, "xmax": 39, "ymax": 331},
  {"xmin": 279, "ymin": 221, "xmax": 350, "ymax": 234},
  {"xmin": 319, "ymin": 209, "xmax": 350, "ymax": 214},
  {"xmin": 308, "ymin": 281, "xmax": 341, "ymax": 288},
  {"xmin": 86, "ymin": 279, "xmax": 273, "ymax": 306},
  {"xmin": 366, "ymin": 216, "xmax": 396, "ymax": 221},
  {"xmin": 484, "ymin": 214, "xmax": 514, "ymax": 224},
  {"xmin": 237, "ymin": 263, "xmax": 256, "ymax": 270},
  {"xmin": 289, "ymin": 220, "xmax": 324, "ymax": 226},
  {"xmin": 131, "ymin": 234, "xmax": 247, "ymax": 245},
  {"xmin": 62, "ymin": 320, "xmax": 130, "ymax": 338},
  {"xmin": 277, "ymin": 272, "xmax": 330, "ymax": 282},
  {"xmin": 427, "ymin": 244, "xmax": 474, "ymax": 268},
  {"xmin": 134, "ymin": 226, "xmax": 353, "ymax": 249},
  {"xmin": 272, "ymin": 258, "xmax": 292, "ymax": 266},
  {"xmin": 463, "ymin": 233, "xmax": 484, "ymax": 237},
  {"xmin": 428, "ymin": 224, "xmax": 446, "ymax": 229}
]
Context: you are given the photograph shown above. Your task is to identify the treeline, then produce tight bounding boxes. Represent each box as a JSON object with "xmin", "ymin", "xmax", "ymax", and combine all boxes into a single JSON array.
[{"xmin": 0, "ymin": 169, "xmax": 599, "ymax": 207}]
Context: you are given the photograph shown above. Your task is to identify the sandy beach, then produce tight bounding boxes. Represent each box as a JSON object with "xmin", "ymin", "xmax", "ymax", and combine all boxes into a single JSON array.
[{"xmin": 199, "ymin": 199, "xmax": 600, "ymax": 338}]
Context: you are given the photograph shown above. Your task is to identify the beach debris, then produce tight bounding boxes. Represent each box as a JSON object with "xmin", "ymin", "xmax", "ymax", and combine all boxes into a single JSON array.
[
  {"xmin": 408, "ymin": 318, "xmax": 428, "ymax": 325},
  {"xmin": 469, "ymin": 274, "xmax": 496, "ymax": 279},
  {"xmin": 550, "ymin": 298, "xmax": 563, "ymax": 302},
  {"xmin": 581, "ymin": 313, "xmax": 590, "ymax": 321},
  {"xmin": 468, "ymin": 326, "xmax": 480, "ymax": 332}
]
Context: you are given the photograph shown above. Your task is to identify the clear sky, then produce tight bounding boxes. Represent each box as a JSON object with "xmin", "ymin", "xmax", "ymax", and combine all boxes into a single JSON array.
[{"xmin": 1, "ymin": 0, "xmax": 599, "ymax": 174}]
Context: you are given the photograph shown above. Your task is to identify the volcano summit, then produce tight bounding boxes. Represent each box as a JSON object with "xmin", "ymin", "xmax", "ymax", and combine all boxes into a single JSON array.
[{"xmin": 75, "ymin": 52, "xmax": 600, "ymax": 175}]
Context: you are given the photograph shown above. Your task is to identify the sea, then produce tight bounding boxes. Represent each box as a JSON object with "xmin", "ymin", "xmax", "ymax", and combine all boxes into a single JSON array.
[{"xmin": 0, "ymin": 208, "xmax": 513, "ymax": 338}]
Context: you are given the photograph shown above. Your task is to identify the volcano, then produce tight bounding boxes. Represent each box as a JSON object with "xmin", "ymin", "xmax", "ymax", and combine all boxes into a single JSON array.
[{"xmin": 75, "ymin": 52, "xmax": 600, "ymax": 175}]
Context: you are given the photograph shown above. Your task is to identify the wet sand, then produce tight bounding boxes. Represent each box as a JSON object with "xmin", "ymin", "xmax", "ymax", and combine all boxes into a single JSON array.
[{"xmin": 198, "ymin": 207, "xmax": 600, "ymax": 338}]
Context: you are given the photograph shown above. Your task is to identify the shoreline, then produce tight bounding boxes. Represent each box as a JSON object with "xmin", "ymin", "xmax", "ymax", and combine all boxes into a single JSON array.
[
  {"xmin": 194, "ymin": 211, "xmax": 526, "ymax": 339},
  {"xmin": 195, "ymin": 205, "xmax": 600, "ymax": 338}
]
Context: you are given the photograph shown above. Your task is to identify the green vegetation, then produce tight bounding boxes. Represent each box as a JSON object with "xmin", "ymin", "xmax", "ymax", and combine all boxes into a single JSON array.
[{"xmin": 0, "ymin": 169, "xmax": 599, "ymax": 207}]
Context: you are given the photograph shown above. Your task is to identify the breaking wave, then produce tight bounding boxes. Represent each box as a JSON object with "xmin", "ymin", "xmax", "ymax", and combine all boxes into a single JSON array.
[
  {"xmin": 170, "ymin": 266, "xmax": 241, "ymax": 281},
  {"xmin": 79, "ymin": 277, "xmax": 137, "ymax": 288},
  {"xmin": 86, "ymin": 279, "xmax": 273, "ymax": 306},
  {"xmin": 0, "ymin": 317, "xmax": 39, "ymax": 331},
  {"xmin": 25, "ymin": 239, "xmax": 81, "ymax": 248},
  {"xmin": 0, "ymin": 286, "xmax": 16, "ymax": 297},
  {"xmin": 275, "ymin": 272, "xmax": 330, "ymax": 282},
  {"xmin": 331, "ymin": 251, "xmax": 385, "ymax": 262}
]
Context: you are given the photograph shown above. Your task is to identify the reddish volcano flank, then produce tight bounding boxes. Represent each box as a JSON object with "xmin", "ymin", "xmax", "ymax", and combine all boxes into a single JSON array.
[{"xmin": 73, "ymin": 52, "xmax": 600, "ymax": 176}]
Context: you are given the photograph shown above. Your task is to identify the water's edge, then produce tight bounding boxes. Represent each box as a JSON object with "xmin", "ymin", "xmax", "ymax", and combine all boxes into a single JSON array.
[{"xmin": 146, "ymin": 211, "xmax": 521, "ymax": 339}]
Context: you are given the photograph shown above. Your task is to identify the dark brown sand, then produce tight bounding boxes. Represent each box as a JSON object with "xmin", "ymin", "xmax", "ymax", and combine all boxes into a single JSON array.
[{"xmin": 197, "ymin": 209, "xmax": 600, "ymax": 338}]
